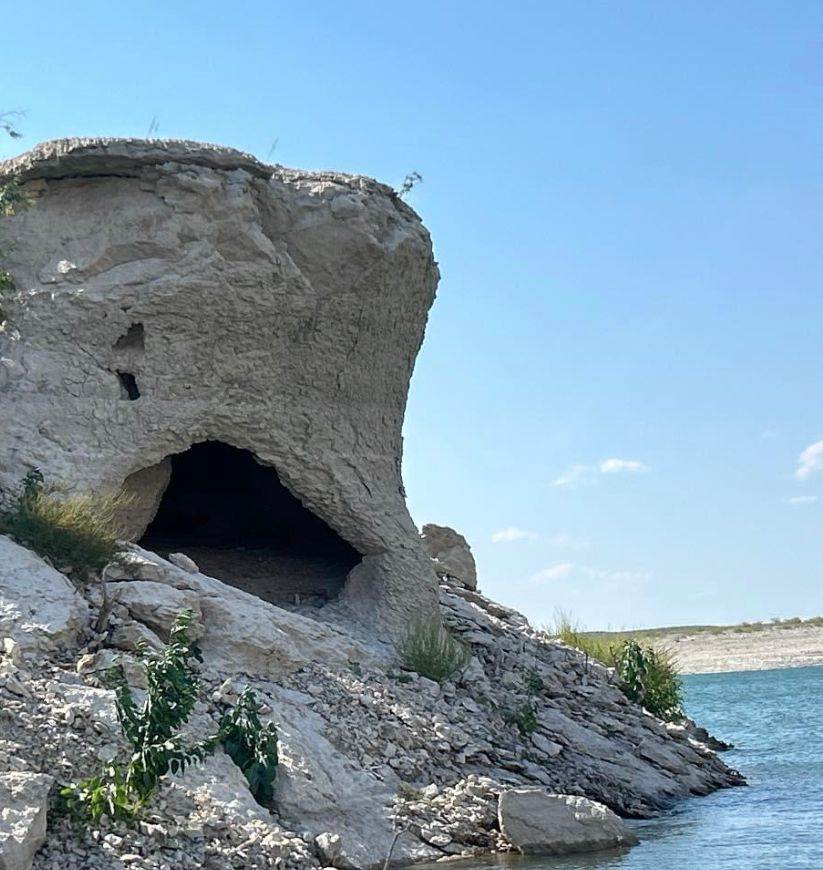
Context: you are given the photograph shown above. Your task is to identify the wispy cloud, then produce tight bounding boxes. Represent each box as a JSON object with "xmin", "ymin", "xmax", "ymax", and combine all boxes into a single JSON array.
[
  {"xmin": 553, "ymin": 458, "xmax": 649, "ymax": 488},
  {"xmin": 491, "ymin": 526, "xmax": 538, "ymax": 544},
  {"xmin": 795, "ymin": 441, "xmax": 823, "ymax": 480},
  {"xmin": 599, "ymin": 458, "xmax": 649, "ymax": 474},
  {"xmin": 784, "ymin": 495, "xmax": 819, "ymax": 505},
  {"xmin": 532, "ymin": 562, "xmax": 575, "ymax": 582},
  {"xmin": 552, "ymin": 464, "xmax": 598, "ymax": 488},
  {"xmin": 547, "ymin": 532, "xmax": 589, "ymax": 550},
  {"xmin": 532, "ymin": 562, "xmax": 650, "ymax": 587}
]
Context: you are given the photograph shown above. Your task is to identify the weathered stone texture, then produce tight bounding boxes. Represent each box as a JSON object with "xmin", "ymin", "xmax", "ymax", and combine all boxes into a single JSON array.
[
  {"xmin": 421, "ymin": 523, "xmax": 478, "ymax": 589},
  {"xmin": 0, "ymin": 138, "xmax": 441, "ymax": 637},
  {"xmin": 498, "ymin": 789, "xmax": 639, "ymax": 855}
]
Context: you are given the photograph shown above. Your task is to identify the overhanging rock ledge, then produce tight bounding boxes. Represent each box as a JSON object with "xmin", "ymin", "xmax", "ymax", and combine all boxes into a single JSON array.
[{"xmin": 0, "ymin": 137, "xmax": 441, "ymax": 637}]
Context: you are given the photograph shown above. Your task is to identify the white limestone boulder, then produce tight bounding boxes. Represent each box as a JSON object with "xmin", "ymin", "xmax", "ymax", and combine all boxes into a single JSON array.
[
  {"xmin": 107, "ymin": 547, "xmax": 379, "ymax": 675},
  {"xmin": 0, "ymin": 536, "xmax": 89, "ymax": 652},
  {"xmin": 0, "ymin": 772, "xmax": 53, "ymax": 870},
  {"xmin": 498, "ymin": 789, "xmax": 639, "ymax": 856}
]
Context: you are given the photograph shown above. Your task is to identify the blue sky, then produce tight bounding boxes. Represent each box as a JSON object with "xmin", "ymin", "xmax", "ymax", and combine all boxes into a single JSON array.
[{"xmin": 3, "ymin": 1, "xmax": 822, "ymax": 629}]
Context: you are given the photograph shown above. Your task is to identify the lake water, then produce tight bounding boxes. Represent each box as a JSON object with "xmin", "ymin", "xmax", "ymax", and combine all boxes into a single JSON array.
[{"xmin": 460, "ymin": 665, "xmax": 823, "ymax": 870}]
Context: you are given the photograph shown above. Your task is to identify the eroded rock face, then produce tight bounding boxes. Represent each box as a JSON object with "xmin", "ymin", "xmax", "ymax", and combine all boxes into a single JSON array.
[{"xmin": 0, "ymin": 138, "xmax": 441, "ymax": 637}]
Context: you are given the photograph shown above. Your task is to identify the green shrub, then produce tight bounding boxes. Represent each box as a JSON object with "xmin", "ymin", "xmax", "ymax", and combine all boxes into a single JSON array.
[
  {"xmin": 60, "ymin": 612, "xmax": 279, "ymax": 824},
  {"xmin": 506, "ymin": 701, "xmax": 538, "ymax": 735},
  {"xmin": 550, "ymin": 611, "xmax": 683, "ymax": 722},
  {"xmin": 218, "ymin": 688, "xmax": 279, "ymax": 805},
  {"xmin": 0, "ymin": 470, "xmax": 126, "ymax": 581},
  {"xmin": 60, "ymin": 612, "xmax": 209, "ymax": 822},
  {"xmin": 398, "ymin": 618, "xmax": 471, "ymax": 682},
  {"xmin": 615, "ymin": 640, "xmax": 682, "ymax": 722}
]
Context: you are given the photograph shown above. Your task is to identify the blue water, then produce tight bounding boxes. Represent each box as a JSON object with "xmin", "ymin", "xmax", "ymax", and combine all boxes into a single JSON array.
[{"xmin": 463, "ymin": 666, "xmax": 823, "ymax": 869}]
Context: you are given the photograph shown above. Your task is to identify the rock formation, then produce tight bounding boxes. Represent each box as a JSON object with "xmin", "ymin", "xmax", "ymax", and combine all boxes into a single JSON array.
[
  {"xmin": 0, "ymin": 536, "xmax": 744, "ymax": 868},
  {"xmin": 420, "ymin": 523, "xmax": 477, "ymax": 589},
  {"xmin": 0, "ymin": 139, "xmax": 746, "ymax": 870},
  {"xmin": 497, "ymin": 789, "xmax": 639, "ymax": 855},
  {"xmin": 0, "ymin": 138, "xmax": 441, "ymax": 637}
]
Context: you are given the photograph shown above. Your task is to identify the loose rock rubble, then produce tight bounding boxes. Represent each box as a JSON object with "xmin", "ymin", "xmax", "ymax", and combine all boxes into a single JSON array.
[{"xmin": 0, "ymin": 536, "xmax": 744, "ymax": 869}]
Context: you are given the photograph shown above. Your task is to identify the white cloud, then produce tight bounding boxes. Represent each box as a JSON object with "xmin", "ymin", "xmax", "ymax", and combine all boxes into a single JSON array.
[
  {"xmin": 531, "ymin": 562, "xmax": 650, "ymax": 587},
  {"xmin": 552, "ymin": 464, "xmax": 597, "ymax": 488},
  {"xmin": 599, "ymin": 458, "xmax": 649, "ymax": 474},
  {"xmin": 795, "ymin": 441, "xmax": 823, "ymax": 480},
  {"xmin": 532, "ymin": 562, "xmax": 575, "ymax": 582},
  {"xmin": 547, "ymin": 532, "xmax": 589, "ymax": 550},
  {"xmin": 491, "ymin": 526, "xmax": 538, "ymax": 544},
  {"xmin": 784, "ymin": 495, "xmax": 819, "ymax": 505},
  {"xmin": 553, "ymin": 458, "xmax": 649, "ymax": 487}
]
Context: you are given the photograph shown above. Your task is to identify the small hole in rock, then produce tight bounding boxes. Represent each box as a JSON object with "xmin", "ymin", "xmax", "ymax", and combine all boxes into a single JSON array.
[
  {"xmin": 117, "ymin": 371, "xmax": 141, "ymax": 400},
  {"xmin": 113, "ymin": 323, "xmax": 145, "ymax": 352}
]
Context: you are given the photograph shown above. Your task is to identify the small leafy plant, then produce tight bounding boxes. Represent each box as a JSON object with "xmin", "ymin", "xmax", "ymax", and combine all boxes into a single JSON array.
[
  {"xmin": 60, "ymin": 612, "xmax": 209, "ymax": 822},
  {"xmin": 59, "ymin": 612, "xmax": 279, "ymax": 824},
  {"xmin": 507, "ymin": 701, "xmax": 538, "ymax": 735},
  {"xmin": 397, "ymin": 170, "xmax": 423, "ymax": 199},
  {"xmin": 218, "ymin": 687, "xmax": 279, "ymax": 805},
  {"xmin": 398, "ymin": 617, "xmax": 471, "ymax": 682},
  {"xmin": 0, "ymin": 470, "xmax": 127, "ymax": 582}
]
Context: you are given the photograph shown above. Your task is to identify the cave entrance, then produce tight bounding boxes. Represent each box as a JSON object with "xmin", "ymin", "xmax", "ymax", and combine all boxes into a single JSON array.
[{"xmin": 138, "ymin": 441, "xmax": 362, "ymax": 607}]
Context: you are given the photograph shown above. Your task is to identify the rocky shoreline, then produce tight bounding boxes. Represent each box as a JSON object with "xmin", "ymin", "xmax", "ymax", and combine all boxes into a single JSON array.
[
  {"xmin": 663, "ymin": 624, "xmax": 823, "ymax": 675},
  {"xmin": 0, "ymin": 536, "xmax": 744, "ymax": 869}
]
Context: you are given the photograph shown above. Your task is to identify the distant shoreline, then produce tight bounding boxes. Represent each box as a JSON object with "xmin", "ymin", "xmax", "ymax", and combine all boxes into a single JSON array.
[
  {"xmin": 581, "ymin": 620, "xmax": 823, "ymax": 675},
  {"xmin": 663, "ymin": 624, "xmax": 823, "ymax": 674}
]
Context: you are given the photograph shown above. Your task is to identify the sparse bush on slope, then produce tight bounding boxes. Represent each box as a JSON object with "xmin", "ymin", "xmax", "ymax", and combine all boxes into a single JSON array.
[
  {"xmin": 218, "ymin": 687, "xmax": 279, "ymax": 805},
  {"xmin": 399, "ymin": 617, "xmax": 471, "ymax": 682}
]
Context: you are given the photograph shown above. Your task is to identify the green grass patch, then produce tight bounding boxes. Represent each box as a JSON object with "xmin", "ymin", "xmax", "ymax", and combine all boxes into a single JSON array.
[
  {"xmin": 0, "ymin": 470, "xmax": 128, "ymax": 582},
  {"xmin": 398, "ymin": 617, "xmax": 471, "ymax": 682}
]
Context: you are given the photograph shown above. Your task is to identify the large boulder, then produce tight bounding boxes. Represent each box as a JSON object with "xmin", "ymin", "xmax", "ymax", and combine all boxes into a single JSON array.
[
  {"xmin": 0, "ymin": 138, "xmax": 441, "ymax": 640},
  {"xmin": 497, "ymin": 789, "xmax": 639, "ymax": 856},
  {"xmin": 0, "ymin": 536, "xmax": 89, "ymax": 652},
  {"xmin": 0, "ymin": 772, "xmax": 53, "ymax": 870},
  {"xmin": 421, "ymin": 524, "xmax": 477, "ymax": 590}
]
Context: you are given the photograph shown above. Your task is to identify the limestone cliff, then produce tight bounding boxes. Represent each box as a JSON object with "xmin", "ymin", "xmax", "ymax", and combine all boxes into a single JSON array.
[{"xmin": 0, "ymin": 138, "xmax": 441, "ymax": 638}]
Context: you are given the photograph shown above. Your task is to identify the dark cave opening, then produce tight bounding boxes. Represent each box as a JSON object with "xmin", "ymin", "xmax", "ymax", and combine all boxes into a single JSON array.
[{"xmin": 138, "ymin": 441, "xmax": 362, "ymax": 606}]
